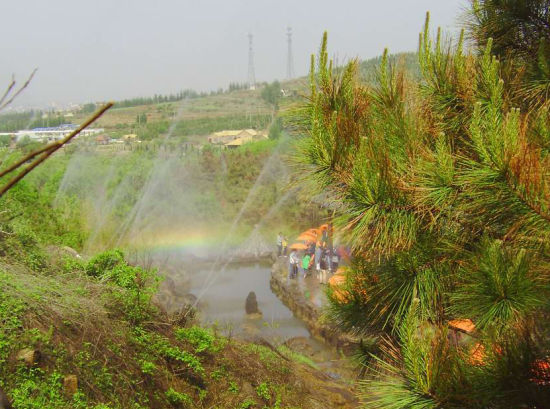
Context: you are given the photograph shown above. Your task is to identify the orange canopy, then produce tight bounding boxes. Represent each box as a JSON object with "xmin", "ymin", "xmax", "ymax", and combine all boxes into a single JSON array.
[
  {"xmin": 297, "ymin": 233, "xmax": 317, "ymax": 241},
  {"xmin": 308, "ymin": 228, "xmax": 321, "ymax": 236},
  {"xmin": 319, "ymin": 224, "xmax": 329, "ymax": 230},
  {"xmin": 289, "ymin": 243, "xmax": 308, "ymax": 250}
]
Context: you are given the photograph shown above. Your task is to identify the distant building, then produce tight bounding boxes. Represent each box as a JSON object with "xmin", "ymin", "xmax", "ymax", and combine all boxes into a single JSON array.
[
  {"xmin": 208, "ymin": 129, "xmax": 267, "ymax": 145},
  {"xmin": 225, "ymin": 135, "xmax": 255, "ymax": 148},
  {"xmin": 11, "ymin": 124, "xmax": 104, "ymax": 143}
]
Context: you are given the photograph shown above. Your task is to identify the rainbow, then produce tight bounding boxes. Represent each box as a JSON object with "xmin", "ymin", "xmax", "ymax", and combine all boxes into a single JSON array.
[{"xmin": 120, "ymin": 227, "xmax": 238, "ymax": 253}]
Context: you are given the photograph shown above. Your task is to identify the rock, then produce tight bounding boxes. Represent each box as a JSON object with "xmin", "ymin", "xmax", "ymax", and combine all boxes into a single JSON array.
[
  {"xmin": 245, "ymin": 291, "xmax": 260, "ymax": 315},
  {"xmin": 284, "ymin": 337, "xmax": 314, "ymax": 357},
  {"xmin": 0, "ymin": 386, "xmax": 12, "ymax": 409},
  {"xmin": 16, "ymin": 349, "xmax": 40, "ymax": 367},
  {"xmin": 245, "ymin": 312, "xmax": 263, "ymax": 320},
  {"xmin": 62, "ymin": 246, "xmax": 81, "ymax": 259},
  {"xmin": 63, "ymin": 375, "xmax": 78, "ymax": 396}
]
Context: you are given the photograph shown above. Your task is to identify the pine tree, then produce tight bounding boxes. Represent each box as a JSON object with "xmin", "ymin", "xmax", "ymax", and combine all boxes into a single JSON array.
[
  {"xmin": 466, "ymin": 0, "xmax": 550, "ymax": 108},
  {"xmin": 292, "ymin": 11, "xmax": 550, "ymax": 409}
]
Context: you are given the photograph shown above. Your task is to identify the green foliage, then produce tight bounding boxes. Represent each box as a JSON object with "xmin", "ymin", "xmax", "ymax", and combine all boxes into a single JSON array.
[
  {"xmin": 80, "ymin": 103, "xmax": 96, "ymax": 113},
  {"xmin": 292, "ymin": 22, "xmax": 550, "ymax": 408},
  {"xmin": 228, "ymin": 381, "xmax": 239, "ymax": 394},
  {"xmin": 85, "ymin": 249, "xmax": 159, "ymax": 323},
  {"xmin": 261, "ymin": 81, "xmax": 282, "ymax": 109},
  {"xmin": 0, "ymin": 111, "xmax": 69, "ymax": 133},
  {"xmin": 165, "ymin": 388, "xmax": 192, "ymax": 406},
  {"xmin": 450, "ymin": 238, "xmax": 546, "ymax": 332},
  {"xmin": 85, "ymin": 249, "xmax": 125, "ymax": 277},
  {"xmin": 139, "ymin": 360, "xmax": 156, "ymax": 376},
  {"xmin": 277, "ymin": 346, "xmax": 318, "ymax": 369},
  {"xmin": 115, "ymin": 89, "xmax": 200, "ymax": 109},
  {"xmin": 467, "ymin": 0, "xmax": 550, "ymax": 108},
  {"xmin": 238, "ymin": 398, "xmax": 255, "ymax": 409},
  {"xmin": 174, "ymin": 326, "xmax": 226, "ymax": 354},
  {"xmin": 136, "ymin": 120, "xmax": 169, "ymax": 140},
  {"xmin": 255, "ymin": 382, "xmax": 271, "ymax": 401},
  {"xmin": 9, "ymin": 369, "xmax": 70, "ymax": 409},
  {"xmin": 0, "ymin": 134, "xmax": 11, "ymax": 147},
  {"xmin": 268, "ymin": 117, "xmax": 283, "ymax": 140},
  {"xmin": 132, "ymin": 328, "xmax": 205, "ymax": 377},
  {"xmin": 173, "ymin": 113, "xmax": 271, "ymax": 136}
]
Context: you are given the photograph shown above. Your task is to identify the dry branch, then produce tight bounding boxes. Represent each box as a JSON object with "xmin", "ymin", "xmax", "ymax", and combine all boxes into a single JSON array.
[{"xmin": 0, "ymin": 69, "xmax": 37, "ymax": 111}]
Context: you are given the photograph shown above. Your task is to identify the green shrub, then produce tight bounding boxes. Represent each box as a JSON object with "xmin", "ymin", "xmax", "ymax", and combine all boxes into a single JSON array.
[
  {"xmin": 165, "ymin": 387, "xmax": 192, "ymax": 406},
  {"xmin": 174, "ymin": 326, "xmax": 225, "ymax": 354},
  {"xmin": 239, "ymin": 398, "xmax": 255, "ymax": 409},
  {"xmin": 139, "ymin": 360, "xmax": 156, "ymax": 376},
  {"xmin": 85, "ymin": 249, "xmax": 124, "ymax": 277},
  {"xmin": 255, "ymin": 382, "xmax": 271, "ymax": 401}
]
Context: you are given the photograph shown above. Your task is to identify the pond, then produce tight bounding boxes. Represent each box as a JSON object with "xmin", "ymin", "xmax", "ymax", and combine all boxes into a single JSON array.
[{"xmin": 186, "ymin": 261, "xmax": 312, "ymax": 342}]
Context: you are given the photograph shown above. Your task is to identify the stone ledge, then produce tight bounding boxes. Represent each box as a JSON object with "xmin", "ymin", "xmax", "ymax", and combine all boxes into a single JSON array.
[{"xmin": 270, "ymin": 257, "xmax": 359, "ymax": 353}]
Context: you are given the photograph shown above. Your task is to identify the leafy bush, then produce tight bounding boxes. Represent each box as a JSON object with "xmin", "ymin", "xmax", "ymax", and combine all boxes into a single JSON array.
[
  {"xmin": 255, "ymin": 382, "xmax": 271, "ymax": 401},
  {"xmin": 165, "ymin": 388, "xmax": 192, "ymax": 406},
  {"xmin": 132, "ymin": 328, "xmax": 205, "ymax": 377},
  {"xmin": 174, "ymin": 326, "xmax": 225, "ymax": 354},
  {"xmin": 85, "ymin": 249, "xmax": 124, "ymax": 277}
]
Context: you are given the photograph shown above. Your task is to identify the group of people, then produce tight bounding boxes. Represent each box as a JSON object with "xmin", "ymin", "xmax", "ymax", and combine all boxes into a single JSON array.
[{"xmin": 279, "ymin": 229, "xmax": 340, "ymax": 285}]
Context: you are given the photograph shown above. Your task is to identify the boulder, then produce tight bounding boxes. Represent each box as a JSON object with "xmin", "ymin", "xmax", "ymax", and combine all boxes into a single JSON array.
[
  {"xmin": 63, "ymin": 375, "xmax": 78, "ymax": 396},
  {"xmin": 62, "ymin": 246, "xmax": 82, "ymax": 259},
  {"xmin": 245, "ymin": 291, "xmax": 260, "ymax": 315},
  {"xmin": 16, "ymin": 348, "xmax": 40, "ymax": 367}
]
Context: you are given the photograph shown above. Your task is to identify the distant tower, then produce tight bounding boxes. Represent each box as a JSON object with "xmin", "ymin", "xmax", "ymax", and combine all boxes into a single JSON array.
[
  {"xmin": 247, "ymin": 33, "xmax": 256, "ymax": 90},
  {"xmin": 286, "ymin": 27, "xmax": 294, "ymax": 79}
]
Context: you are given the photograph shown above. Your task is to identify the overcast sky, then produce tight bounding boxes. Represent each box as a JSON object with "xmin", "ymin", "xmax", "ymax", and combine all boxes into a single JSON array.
[{"xmin": 0, "ymin": 0, "xmax": 465, "ymax": 108}]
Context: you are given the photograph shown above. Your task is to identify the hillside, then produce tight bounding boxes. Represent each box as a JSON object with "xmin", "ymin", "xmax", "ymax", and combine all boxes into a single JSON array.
[{"xmin": 0, "ymin": 151, "xmax": 356, "ymax": 408}]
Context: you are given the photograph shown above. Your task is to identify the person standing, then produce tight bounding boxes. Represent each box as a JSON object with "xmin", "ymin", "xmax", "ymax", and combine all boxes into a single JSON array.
[
  {"xmin": 331, "ymin": 249, "xmax": 340, "ymax": 273},
  {"xmin": 321, "ymin": 227, "xmax": 328, "ymax": 247},
  {"xmin": 282, "ymin": 236, "xmax": 288, "ymax": 256},
  {"xmin": 302, "ymin": 253, "xmax": 311, "ymax": 278},
  {"xmin": 277, "ymin": 232, "xmax": 283, "ymax": 256},
  {"xmin": 314, "ymin": 242, "xmax": 322, "ymax": 282},
  {"xmin": 289, "ymin": 249, "xmax": 299, "ymax": 279}
]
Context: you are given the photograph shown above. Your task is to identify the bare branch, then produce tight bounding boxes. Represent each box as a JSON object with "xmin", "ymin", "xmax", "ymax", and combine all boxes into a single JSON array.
[
  {"xmin": 0, "ymin": 102, "xmax": 113, "ymax": 198},
  {"xmin": 0, "ymin": 75, "xmax": 16, "ymax": 107},
  {"xmin": 0, "ymin": 69, "xmax": 38, "ymax": 112}
]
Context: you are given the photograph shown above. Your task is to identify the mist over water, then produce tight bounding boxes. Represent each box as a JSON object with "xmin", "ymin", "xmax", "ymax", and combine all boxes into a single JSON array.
[{"xmin": 49, "ymin": 101, "xmax": 305, "ymax": 342}]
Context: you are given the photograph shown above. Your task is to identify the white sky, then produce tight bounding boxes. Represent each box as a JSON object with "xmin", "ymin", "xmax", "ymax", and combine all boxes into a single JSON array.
[{"xmin": 0, "ymin": 0, "xmax": 466, "ymax": 108}]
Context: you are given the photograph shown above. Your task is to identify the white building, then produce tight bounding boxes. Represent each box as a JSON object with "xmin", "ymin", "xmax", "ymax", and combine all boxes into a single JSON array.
[{"xmin": 2, "ymin": 124, "xmax": 105, "ymax": 143}]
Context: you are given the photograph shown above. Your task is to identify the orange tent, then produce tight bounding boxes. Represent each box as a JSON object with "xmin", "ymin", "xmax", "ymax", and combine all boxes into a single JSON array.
[
  {"xmin": 297, "ymin": 232, "xmax": 317, "ymax": 241},
  {"xmin": 308, "ymin": 228, "xmax": 321, "ymax": 236},
  {"xmin": 289, "ymin": 243, "xmax": 308, "ymax": 250},
  {"xmin": 319, "ymin": 224, "xmax": 329, "ymax": 230}
]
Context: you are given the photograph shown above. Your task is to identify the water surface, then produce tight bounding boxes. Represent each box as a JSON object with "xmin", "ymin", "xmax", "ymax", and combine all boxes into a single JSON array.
[{"xmin": 187, "ymin": 261, "xmax": 311, "ymax": 342}]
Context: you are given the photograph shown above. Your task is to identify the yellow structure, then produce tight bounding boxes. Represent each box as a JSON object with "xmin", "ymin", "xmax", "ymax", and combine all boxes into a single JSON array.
[{"xmin": 208, "ymin": 129, "xmax": 267, "ymax": 145}]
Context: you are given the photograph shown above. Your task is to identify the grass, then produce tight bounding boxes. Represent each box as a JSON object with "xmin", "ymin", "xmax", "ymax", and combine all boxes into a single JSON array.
[
  {"xmin": 0, "ymin": 250, "xmax": 356, "ymax": 408},
  {"xmin": 277, "ymin": 345, "xmax": 319, "ymax": 370}
]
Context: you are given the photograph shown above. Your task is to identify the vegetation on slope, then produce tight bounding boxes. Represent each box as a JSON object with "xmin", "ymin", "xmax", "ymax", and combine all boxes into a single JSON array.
[{"xmin": 0, "ymin": 153, "xmax": 354, "ymax": 409}]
